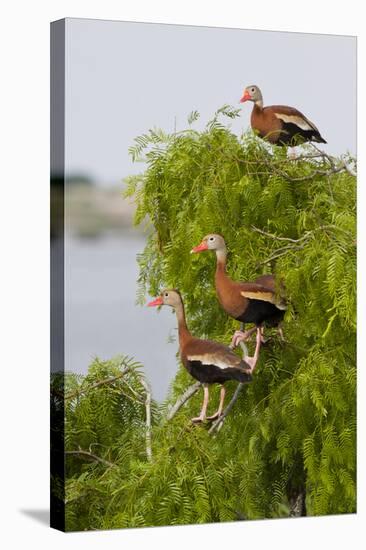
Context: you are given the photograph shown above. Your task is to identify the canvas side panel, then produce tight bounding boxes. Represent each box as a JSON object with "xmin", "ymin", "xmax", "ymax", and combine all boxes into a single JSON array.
[{"xmin": 50, "ymin": 18, "xmax": 66, "ymax": 533}]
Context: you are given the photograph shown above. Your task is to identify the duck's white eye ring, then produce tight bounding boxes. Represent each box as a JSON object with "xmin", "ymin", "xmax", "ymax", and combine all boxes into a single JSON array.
[
  {"xmin": 164, "ymin": 292, "xmax": 169, "ymax": 297},
  {"xmin": 251, "ymin": 88, "xmax": 255, "ymax": 92},
  {"xmin": 209, "ymin": 236, "xmax": 215, "ymax": 242}
]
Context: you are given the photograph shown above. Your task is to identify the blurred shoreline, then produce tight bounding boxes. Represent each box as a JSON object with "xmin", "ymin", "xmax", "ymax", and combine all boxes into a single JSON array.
[{"xmin": 65, "ymin": 182, "xmax": 140, "ymax": 238}]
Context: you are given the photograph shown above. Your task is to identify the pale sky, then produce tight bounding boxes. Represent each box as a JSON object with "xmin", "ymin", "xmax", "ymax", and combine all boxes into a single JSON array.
[{"xmin": 65, "ymin": 18, "xmax": 356, "ymax": 186}]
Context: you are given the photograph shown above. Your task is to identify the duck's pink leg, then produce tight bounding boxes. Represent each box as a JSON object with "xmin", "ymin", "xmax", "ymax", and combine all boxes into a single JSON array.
[
  {"xmin": 259, "ymin": 325, "xmax": 270, "ymax": 344},
  {"xmin": 206, "ymin": 385, "xmax": 226, "ymax": 421},
  {"xmin": 243, "ymin": 328, "xmax": 262, "ymax": 374},
  {"xmin": 191, "ymin": 384, "xmax": 209, "ymax": 423}
]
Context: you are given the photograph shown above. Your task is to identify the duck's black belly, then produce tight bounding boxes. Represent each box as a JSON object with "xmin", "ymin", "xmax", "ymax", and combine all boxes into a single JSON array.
[
  {"xmin": 186, "ymin": 360, "xmax": 251, "ymax": 385},
  {"xmin": 236, "ymin": 299, "xmax": 284, "ymax": 327},
  {"xmin": 277, "ymin": 123, "xmax": 320, "ymax": 146}
]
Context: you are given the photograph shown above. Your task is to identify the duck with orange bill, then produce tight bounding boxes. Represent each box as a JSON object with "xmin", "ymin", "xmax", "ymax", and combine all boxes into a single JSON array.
[
  {"xmin": 191, "ymin": 234, "xmax": 287, "ymax": 347},
  {"xmin": 148, "ymin": 289, "xmax": 261, "ymax": 423},
  {"xmin": 240, "ymin": 84, "xmax": 326, "ymax": 146}
]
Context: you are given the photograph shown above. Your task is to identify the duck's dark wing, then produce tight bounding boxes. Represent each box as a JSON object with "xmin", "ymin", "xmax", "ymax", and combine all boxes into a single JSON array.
[
  {"xmin": 184, "ymin": 338, "xmax": 252, "ymax": 383},
  {"xmin": 266, "ymin": 105, "xmax": 326, "ymax": 144},
  {"xmin": 238, "ymin": 282, "xmax": 287, "ymax": 311}
]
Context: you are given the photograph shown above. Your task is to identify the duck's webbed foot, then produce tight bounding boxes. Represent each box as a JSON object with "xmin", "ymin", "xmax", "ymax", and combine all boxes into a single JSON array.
[
  {"xmin": 206, "ymin": 411, "xmax": 221, "ymax": 421},
  {"xmin": 191, "ymin": 415, "xmax": 205, "ymax": 423},
  {"xmin": 230, "ymin": 326, "xmax": 257, "ymax": 348}
]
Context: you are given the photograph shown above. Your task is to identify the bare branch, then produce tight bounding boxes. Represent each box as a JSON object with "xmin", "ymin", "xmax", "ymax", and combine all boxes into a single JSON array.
[
  {"xmin": 251, "ymin": 226, "xmax": 310, "ymax": 243},
  {"xmin": 253, "ymin": 224, "xmax": 353, "ymax": 266},
  {"xmin": 215, "ymin": 141, "xmax": 356, "ymax": 182},
  {"xmin": 257, "ymin": 244, "xmax": 305, "ymax": 266},
  {"xmin": 260, "ymin": 144, "xmax": 357, "ymax": 182},
  {"xmin": 166, "ymin": 382, "xmax": 201, "ymax": 421},
  {"xmin": 288, "ymin": 153, "xmax": 327, "ymax": 162},
  {"xmin": 64, "ymin": 367, "xmax": 130, "ymax": 401},
  {"xmin": 289, "ymin": 490, "xmax": 306, "ymax": 517},
  {"xmin": 282, "ymin": 166, "xmax": 345, "ymax": 182},
  {"xmin": 65, "ymin": 449, "xmax": 115, "ymax": 468},
  {"xmin": 139, "ymin": 378, "xmax": 153, "ymax": 461},
  {"xmin": 120, "ymin": 378, "xmax": 145, "ymax": 403}
]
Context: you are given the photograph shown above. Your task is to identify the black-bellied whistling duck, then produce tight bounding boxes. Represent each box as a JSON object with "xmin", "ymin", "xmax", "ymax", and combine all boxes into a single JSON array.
[
  {"xmin": 240, "ymin": 85, "xmax": 326, "ymax": 146},
  {"xmin": 191, "ymin": 234, "xmax": 286, "ymax": 347},
  {"xmin": 148, "ymin": 289, "xmax": 260, "ymax": 423}
]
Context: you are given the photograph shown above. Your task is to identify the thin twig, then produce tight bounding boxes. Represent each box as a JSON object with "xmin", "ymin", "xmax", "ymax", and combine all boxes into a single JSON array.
[
  {"xmin": 166, "ymin": 382, "xmax": 201, "ymax": 421},
  {"xmin": 267, "ymin": 161, "xmax": 345, "ymax": 182},
  {"xmin": 310, "ymin": 143, "xmax": 337, "ymax": 169},
  {"xmin": 251, "ymin": 226, "xmax": 310, "ymax": 243},
  {"xmin": 259, "ymin": 144, "xmax": 357, "ymax": 181},
  {"xmin": 139, "ymin": 378, "xmax": 153, "ymax": 462},
  {"xmin": 253, "ymin": 224, "xmax": 353, "ymax": 266},
  {"xmin": 257, "ymin": 245, "xmax": 305, "ymax": 266},
  {"xmin": 254, "ymin": 224, "xmax": 352, "ymax": 241},
  {"xmin": 284, "ymin": 166, "xmax": 345, "ymax": 181},
  {"xmin": 121, "ymin": 378, "xmax": 145, "ymax": 403},
  {"xmin": 288, "ymin": 153, "xmax": 327, "ymax": 161},
  {"xmin": 64, "ymin": 367, "xmax": 130, "ymax": 401},
  {"xmin": 65, "ymin": 449, "xmax": 115, "ymax": 468}
]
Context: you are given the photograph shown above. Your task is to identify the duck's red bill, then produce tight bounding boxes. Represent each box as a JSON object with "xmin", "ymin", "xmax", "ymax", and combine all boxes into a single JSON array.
[
  {"xmin": 190, "ymin": 241, "xmax": 208, "ymax": 253},
  {"xmin": 147, "ymin": 296, "xmax": 163, "ymax": 307},
  {"xmin": 240, "ymin": 91, "xmax": 251, "ymax": 103}
]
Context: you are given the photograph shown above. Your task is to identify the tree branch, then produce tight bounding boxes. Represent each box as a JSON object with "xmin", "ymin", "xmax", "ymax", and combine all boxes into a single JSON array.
[
  {"xmin": 281, "ymin": 166, "xmax": 346, "ymax": 182},
  {"xmin": 139, "ymin": 378, "xmax": 153, "ymax": 462},
  {"xmin": 64, "ymin": 367, "xmax": 130, "ymax": 401},
  {"xmin": 165, "ymin": 382, "xmax": 201, "ymax": 421},
  {"xmin": 260, "ymin": 144, "xmax": 357, "ymax": 182},
  {"xmin": 252, "ymin": 223, "xmax": 353, "ymax": 266},
  {"xmin": 120, "ymin": 378, "xmax": 145, "ymax": 404},
  {"xmin": 257, "ymin": 244, "xmax": 305, "ymax": 266},
  {"xmin": 65, "ymin": 449, "xmax": 115, "ymax": 468},
  {"xmin": 216, "ymin": 142, "xmax": 356, "ymax": 181},
  {"xmin": 289, "ymin": 490, "xmax": 306, "ymax": 517},
  {"xmin": 251, "ymin": 226, "xmax": 310, "ymax": 243}
]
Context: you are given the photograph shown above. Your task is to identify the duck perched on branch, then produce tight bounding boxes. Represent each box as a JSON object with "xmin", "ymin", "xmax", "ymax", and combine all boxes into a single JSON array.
[
  {"xmin": 240, "ymin": 84, "xmax": 326, "ymax": 146},
  {"xmin": 191, "ymin": 234, "xmax": 286, "ymax": 347},
  {"xmin": 148, "ymin": 289, "xmax": 260, "ymax": 423}
]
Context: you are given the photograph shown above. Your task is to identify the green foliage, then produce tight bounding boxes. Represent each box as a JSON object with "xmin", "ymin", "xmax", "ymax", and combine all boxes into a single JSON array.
[{"xmin": 63, "ymin": 108, "xmax": 356, "ymax": 531}]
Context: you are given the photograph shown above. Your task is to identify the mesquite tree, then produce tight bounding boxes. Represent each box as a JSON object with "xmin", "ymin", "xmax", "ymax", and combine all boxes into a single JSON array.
[{"xmin": 61, "ymin": 107, "xmax": 356, "ymax": 531}]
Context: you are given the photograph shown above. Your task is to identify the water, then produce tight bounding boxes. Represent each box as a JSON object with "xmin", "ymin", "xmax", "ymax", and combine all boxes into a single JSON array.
[{"xmin": 64, "ymin": 233, "xmax": 178, "ymax": 401}]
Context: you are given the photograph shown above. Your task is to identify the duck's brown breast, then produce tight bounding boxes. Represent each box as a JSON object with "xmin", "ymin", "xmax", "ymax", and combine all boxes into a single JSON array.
[
  {"xmin": 251, "ymin": 106, "xmax": 283, "ymax": 143},
  {"xmin": 215, "ymin": 269, "xmax": 248, "ymax": 318}
]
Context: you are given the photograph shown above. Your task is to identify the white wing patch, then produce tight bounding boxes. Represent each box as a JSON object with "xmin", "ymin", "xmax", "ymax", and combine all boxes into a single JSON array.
[
  {"xmin": 187, "ymin": 353, "xmax": 238, "ymax": 370},
  {"xmin": 240, "ymin": 290, "xmax": 287, "ymax": 310},
  {"xmin": 274, "ymin": 112, "xmax": 317, "ymax": 132},
  {"xmin": 240, "ymin": 290, "xmax": 275, "ymax": 303},
  {"xmin": 274, "ymin": 300, "xmax": 287, "ymax": 311}
]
